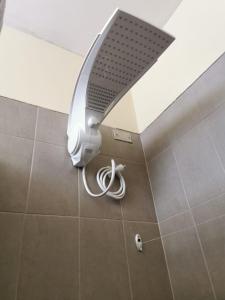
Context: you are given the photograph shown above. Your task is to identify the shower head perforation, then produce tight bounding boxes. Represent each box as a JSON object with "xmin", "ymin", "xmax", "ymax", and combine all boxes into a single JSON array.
[{"xmin": 86, "ymin": 10, "xmax": 174, "ymax": 113}]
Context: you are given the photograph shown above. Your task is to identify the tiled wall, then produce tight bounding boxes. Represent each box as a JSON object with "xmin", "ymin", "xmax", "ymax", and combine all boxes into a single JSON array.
[
  {"xmin": 0, "ymin": 96, "xmax": 172, "ymax": 300},
  {"xmin": 142, "ymin": 52, "xmax": 225, "ymax": 300}
]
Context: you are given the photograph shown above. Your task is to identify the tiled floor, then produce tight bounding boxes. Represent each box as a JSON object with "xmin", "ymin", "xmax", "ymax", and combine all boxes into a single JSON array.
[{"xmin": 0, "ymin": 96, "xmax": 170, "ymax": 300}]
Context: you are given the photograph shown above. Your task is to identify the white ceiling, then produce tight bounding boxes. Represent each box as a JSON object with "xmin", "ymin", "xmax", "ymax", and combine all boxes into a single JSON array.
[{"xmin": 4, "ymin": 0, "xmax": 182, "ymax": 56}]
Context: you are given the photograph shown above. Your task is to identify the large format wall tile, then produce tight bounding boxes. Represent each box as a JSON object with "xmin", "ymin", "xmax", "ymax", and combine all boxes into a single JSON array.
[
  {"xmin": 0, "ymin": 96, "xmax": 169, "ymax": 300},
  {"xmin": 192, "ymin": 193, "xmax": 225, "ymax": 225},
  {"xmin": 0, "ymin": 96, "xmax": 37, "ymax": 139},
  {"xmin": 80, "ymin": 218, "xmax": 131, "ymax": 300},
  {"xmin": 148, "ymin": 147, "xmax": 188, "ymax": 221},
  {"xmin": 115, "ymin": 133, "xmax": 144, "ymax": 164},
  {"xmin": 79, "ymin": 155, "xmax": 122, "ymax": 220},
  {"xmin": 125, "ymin": 221, "xmax": 172, "ymax": 300},
  {"xmin": 195, "ymin": 53, "xmax": 225, "ymax": 119},
  {"xmin": 159, "ymin": 210, "xmax": 194, "ymax": 236},
  {"xmin": 141, "ymin": 116, "xmax": 171, "ymax": 162},
  {"xmin": 206, "ymin": 102, "xmax": 225, "ymax": 169},
  {"xmin": 163, "ymin": 228, "xmax": 214, "ymax": 300},
  {"xmin": 28, "ymin": 141, "xmax": 78, "ymax": 216},
  {"xmin": 17, "ymin": 215, "xmax": 78, "ymax": 300},
  {"xmin": 174, "ymin": 122, "xmax": 225, "ymax": 207},
  {"xmin": 198, "ymin": 215, "xmax": 225, "ymax": 300},
  {"xmin": 36, "ymin": 108, "xmax": 68, "ymax": 146},
  {"xmin": 100, "ymin": 125, "xmax": 145, "ymax": 163},
  {"xmin": 122, "ymin": 161, "xmax": 156, "ymax": 222},
  {"xmin": 0, "ymin": 134, "xmax": 33, "ymax": 212},
  {"xmin": 0, "ymin": 213, "xmax": 24, "ymax": 300}
]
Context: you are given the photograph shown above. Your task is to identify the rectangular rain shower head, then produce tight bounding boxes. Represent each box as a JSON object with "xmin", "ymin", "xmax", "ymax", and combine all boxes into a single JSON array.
[
  {"xmin": 87, "ymin": 10, "xmax": 174, "ymax": 114},
  {"xmin": 68, "ymin": 9, "xmax": 175, "ymax": 167}
]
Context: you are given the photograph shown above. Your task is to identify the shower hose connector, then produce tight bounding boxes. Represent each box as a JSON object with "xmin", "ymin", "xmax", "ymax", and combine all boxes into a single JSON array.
[{"xmin": 82, "ymin": 159, "xmax": 126, "ymax": 199}]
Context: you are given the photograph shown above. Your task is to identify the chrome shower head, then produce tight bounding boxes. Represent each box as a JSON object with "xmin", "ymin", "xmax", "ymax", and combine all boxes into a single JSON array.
[{"xmin": 68, "ymin": 9, "xmax": 175, "ymax": 167}]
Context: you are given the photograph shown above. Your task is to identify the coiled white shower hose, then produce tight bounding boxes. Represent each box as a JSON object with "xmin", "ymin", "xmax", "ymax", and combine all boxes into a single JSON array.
[{"xmin": 82, "ymin": 159, "xmax": 126, "ymax": 199}]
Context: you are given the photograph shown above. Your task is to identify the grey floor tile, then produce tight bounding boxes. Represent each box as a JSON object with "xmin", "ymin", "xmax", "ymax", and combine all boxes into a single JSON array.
[
  {"xmin": 0, "ymin": 134, "xmax": 33, "ymax": 212},
  {"xmin": 122, "ymin": 161, "xmax": 156, "ymax": 222},
  {"xmin": 206, "ymin": 102, "xmax": 225, "ymax": 169},
  {"xmin": 0, "ymin": 96, "xmax": 37, "ymax": 139},
  {"xmin": 100, "ymin": 125, "xmax": 144, "ymax": 163},
  {"xmin": 192, "ymin": 193, "xmax": 225, "ymax": 225},
  {"xmin": 17, "ymin": 215, "xmax": 78, "ymax": 300},
  {"xmin": 163, "ymin": 227, "xmax": 214, "ymax": 300},
  {"xmin": 159, "ymin": 210, "xmax": 194, "ymax": 236},
  {"xmin": 79, "ymin": 155, "xmax": 122, "ymax": 220},
  {"xmin": 80, "ymin": 218, "xmax": 131, "ymax": 300},
  {"xmin": 0, "ymin": 213, "xmax": 24, "ymax": 300},
  {"xmin": 174, "ymin": 122, "xmax": 225, "ymax": 207},
  {"xmin": 28, "ymin": 141, "xmax": 78, "ymax": 216},
  {"xmin": 125, "ymin": 221, "xmax": 173, "ymax": 300},
  {"xmin": 198, "ymin": 216, "xmax": 225, "ymax": 300},
  {"xmin": 36, "ymin": 108, "xmax": 68, "ymax": 146},
  {"xmin": 148, "ymin": 147, "xmax": 188, "ymax": 221}
]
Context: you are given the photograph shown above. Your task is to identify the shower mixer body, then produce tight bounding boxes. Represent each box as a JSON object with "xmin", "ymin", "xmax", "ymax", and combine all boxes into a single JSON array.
[{"xmin": 67, "ymin": 9, "xmax": 175, "ymax": 167}]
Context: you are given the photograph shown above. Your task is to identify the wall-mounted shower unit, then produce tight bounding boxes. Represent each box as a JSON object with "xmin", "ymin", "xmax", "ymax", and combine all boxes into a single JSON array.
[{"xmin": 68, "ymin": 9, "xmax": 174, "ymax": 198}]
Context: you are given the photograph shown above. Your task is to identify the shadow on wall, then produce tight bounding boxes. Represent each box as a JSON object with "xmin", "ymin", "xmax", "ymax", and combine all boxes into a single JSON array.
[{"xmin": 141, "ymin": 51, "xmax": 225, "ymax": 161}]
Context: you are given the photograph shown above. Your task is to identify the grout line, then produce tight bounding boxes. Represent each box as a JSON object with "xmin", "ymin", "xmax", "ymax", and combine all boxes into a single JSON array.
[
  {"xmin": 0, "ymin": 211, "xmax": 24, "ymax": 215},
  {"xmin": 144, "ymin": 98, "xmax": 225, "ymax": 166},
  {"xmin": 78, "ymin": 170, "xmax": 81, "ymax": 300},
  {"xmin": 24, "ymin": 212, "xmax": 78, "ymax": 218},
  {"xmin": 14, "ymin": 107, "xmax": 39, "ymax": 300},
  {"xmin": 160, "ymin": 224, "xmax": 196, "ymax": 239},
  {"xmin": 120, "ymin": 202, "xmax": 133, "ymax": 300},
  {"xmin": 192, "ymin": 190, "xmax": 225, "ymax": 210},
  {"xmin": 35, "ymin": 138, "xmax": 68, "ymax": 150},
  {"xmin": 142, "ymin": 141, "xmax": 176, "ymax": 300},
  {"xmin": 124, "ymin": 219, "xmax": 158, "ymax": 224},
  {"xmin": 142, "ymin": 144, "xmax": 159, "ymax": 225},
  {"xmin": 196, "ymin": 212, "xmax": 225, "ymax": 227},
  {"xmin": 205, "ymin": 121, "xmax": 225, "ymax": 177},
  {"xmin": 0, "ymin": 130, "xmax": 35, "ymax": 142},
  {"xmin": 98, "ymin": 152, "xmax": 145, "ymax": 166},
  {"xmin": 149, "ymin": 143, "xmax": 172, "ymax": 163},
  {"xmin": 142, "ymin": 236, "xmax": 161, "ymax": 245},
  {"xmin": 173, "ymin": 148, "xmax": 218, "ymax": 300},
  {"xmin": 24, "ymin": 108, "xmax": 39, "ymax": 214},
  {"xmin": 0, "ymin": 210, "xmax": 157, "ymax": 223},
  {"xmin": 159, "ymin": 208, "xmax": 191, "ymax": 224},
  {"xmin": 156, "ymin": 188, "xmax": 225, "ymax": 228},
  {"xmin": 149, "ymin": 186, "xmax": 176, "ymax": 300},
  {"xmin": 160, "ymin": 237, "xmax": 176, "ymax": 300}
]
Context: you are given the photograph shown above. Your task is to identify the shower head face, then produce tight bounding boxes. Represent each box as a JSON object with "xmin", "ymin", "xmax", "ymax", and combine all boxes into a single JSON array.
[{"xmin": 86, "ymin": 10, "xmax": 174, "ymax": 115}]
